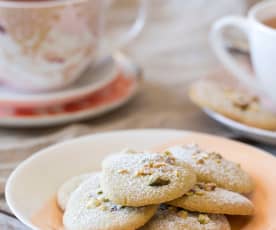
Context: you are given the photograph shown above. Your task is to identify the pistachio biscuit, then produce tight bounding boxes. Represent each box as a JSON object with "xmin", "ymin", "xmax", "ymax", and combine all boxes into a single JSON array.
[
  {"xmin": 189, "ymin": 79, "xmax": 276, "ymax": 130},
  {"xmin": 63, "ymin": 173, "xmax": 157, "ymax": 230},
  {"xmin": 57, "ymin": 173, "xmax": 92, "ymax": 210},
  {"xmin": 167, "ymin": 182, "xmax": 254, "ymax": 215},
  {"xmin": 101, "ymin": 151, "xmax": 196, "ymax": 206},
  {"xmin": 167, "ymin": 145, "xmax": 254, "ymax": 194},
  {"xmin": 140, "ymin": 205, "xmax": 230, "ymax": 230}
]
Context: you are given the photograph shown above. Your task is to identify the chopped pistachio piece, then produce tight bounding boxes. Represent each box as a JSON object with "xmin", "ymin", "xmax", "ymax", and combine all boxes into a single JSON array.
[
  {"xmin": 195, "ymin": 190, "xmax": 205, "ymax": 196},
  {"xmin": 196, "ymin": 182, "xmax": 216, "ymax": 192},
  {"xmin": 125, "ymin": 149, "xmax": 137, "ymax": 154},
  {"xmin": 198, "ymin": 214, "xmax": 210, "ymax": 224},
  {"xmin": 145, "ymin": 162, "xmax": 154, "ymax": 168},
  {"xmin": 99, "ymin": 205, "xmax": 108, "ymax": 211},
  {"xmin": 152, "ymin": 162, "xmax": 166, "ymax": 168},
  {"xmin": 149, "ymin": 176, "xmax": 170, "ymax": 186},
  {"xmin": 177, "ymin": 210, "xmax": 188, "ymax": 219},
  {"xmin": 118, "ymin": 169, "xmax": 129, "ymax": 174},
  {"xmin": 196, "ymin": 158, "xmax": 205, "ymax": 164},
  {"xmin": 101, "ymin": 197, "xmax": 110, "ymax": 202},
  {"xmin": 86, "ymin": 198, "xmax": 101, "ymax": 209},
  {"xmin": 174, "ymin": 170, "xmax": 180, "ymax": 177},
  {"xmin": 164, "ymin": 150, "xmax": 172, "ymax": 156},
  {"xmin": 233, "ymin": 100, "xmax": 249, "ymax": 110},
  {"xmin": 201, "ymin": 152, "xmax": 209, "ymax": 159},
  {"xmin": 135, "ymin": 169, "xmax": 153, "ymax": 177},
  {"xmin": 185, "ymin": 191, "xmax": 194, "ymax": 196},
  {"xmin": 97, "ymin": 189, "xmax": 103, "ymax": 195},
  {"xmin": 210, "ymin": 152, "xmax": 222, "ymax": 159}
]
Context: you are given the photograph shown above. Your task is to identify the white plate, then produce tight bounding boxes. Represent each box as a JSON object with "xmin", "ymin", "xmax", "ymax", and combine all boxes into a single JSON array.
[
  {"xmin": 0, "ymin": 57, "xmax": 117, "ymax": 108},
  {"xmin": 204, "ymin": 108, "xmax": 276, "ymax": 145},
  {"xmin": 0, "ymin": 54, "xmax": 140, "ymax": 128},
  {"xmin": 5, "ymin": 129, "xmax": 187, "ymax": 229}
]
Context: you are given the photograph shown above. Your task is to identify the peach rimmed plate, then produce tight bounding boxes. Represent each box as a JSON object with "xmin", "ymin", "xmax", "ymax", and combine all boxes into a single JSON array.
[
  {"xmin": 0, "ymin": 54, "xmax": 140, "ymax": 127},
  {"xmin": 5, "ymin": 129, "xmax": 276, "ymax": 229}
]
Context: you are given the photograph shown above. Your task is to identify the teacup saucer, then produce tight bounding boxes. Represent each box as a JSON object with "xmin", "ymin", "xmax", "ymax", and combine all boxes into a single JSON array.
[
  {"xmin": 0, "ymin": 54, "xmax": 141, "ymax": 127},
  {"xmin": 204, "ymin": 108, "xmax": 276, "ymax": 145},
  {"xmin": 0, "ymin": 57, "xmax": 118, "ymax": 108}
]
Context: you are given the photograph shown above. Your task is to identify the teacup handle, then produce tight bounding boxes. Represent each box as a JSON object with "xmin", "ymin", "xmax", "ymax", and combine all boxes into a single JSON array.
[
  {"xmin": 210, "ymin": 16, "xmax": 262, "ymax": 92},
  {"xmin": 103, "ymin": 0, "xmax": 147, "ymax": 52}
]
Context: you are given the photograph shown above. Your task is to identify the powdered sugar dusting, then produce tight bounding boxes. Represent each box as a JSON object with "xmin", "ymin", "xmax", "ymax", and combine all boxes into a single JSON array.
[
  {"xmin": 63, "ymin": 173, "xmax": 157, "ymax": 230},
  {"xmin": 101, "ymin": 152, "xmax": 196, "ymax": 206},
  {"xmin": 167, "ymin": 145, "xmax": 254, "ymax": 193},
  {"xmin": 168, "ymin": 183, "xmax": 254, "ymax": 215}
]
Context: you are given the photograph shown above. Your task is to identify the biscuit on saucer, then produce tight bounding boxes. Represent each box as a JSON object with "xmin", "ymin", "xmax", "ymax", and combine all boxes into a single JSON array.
[{"xmin": 189, "ymin": 79, "xmax": 276, "ymax": 130}]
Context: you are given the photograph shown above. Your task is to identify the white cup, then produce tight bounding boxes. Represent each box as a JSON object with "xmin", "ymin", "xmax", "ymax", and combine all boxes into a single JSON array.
[
  {"xmin": 0, "ymin": 0, "xmax": 146, "ymax": 92},
  {"xmin": 210, "ymin": 1, "xmax": 276, "ymax": 103}
]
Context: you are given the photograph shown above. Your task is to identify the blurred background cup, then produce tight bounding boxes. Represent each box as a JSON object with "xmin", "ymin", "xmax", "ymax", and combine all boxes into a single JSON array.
[
  {"xmin": 0, "ymin": 0, "xmax": 146, "ymax": 92},
  {"xmin": 210, "ymin": 0, "xmax": 276, "ymax": 103}
]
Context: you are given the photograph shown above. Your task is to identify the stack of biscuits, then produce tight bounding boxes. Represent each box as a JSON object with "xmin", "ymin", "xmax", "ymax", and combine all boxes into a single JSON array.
[{"xmin": 57, "ymin": 144, "xmax": 254, "ymax": 230}]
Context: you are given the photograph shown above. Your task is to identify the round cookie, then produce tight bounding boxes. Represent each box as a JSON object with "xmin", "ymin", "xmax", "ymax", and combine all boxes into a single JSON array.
[
  {"xmin": 140, "ymin": 205, "xmax": 230, "ymax": 230},
  {"xmin": 167, "ymin": 144, "xmax": 254, "ymax": 194},
  {"xmin": 101, "ymin": 151, "xmax": 196, "ymax": 206},
  {"xmin": 189, "ymin": 79, "xmax": 276, "ymax": 130},
  {"xmin": 63, "ymin": 173, "xmax": 157, "ymax": 230},
  {"xmin": 167, "ymin": 182, "xmax": 254, "ymax": 215},
  {"xmin": 57, "ymin": 173, "xmax": 92, "ymax": 210}
]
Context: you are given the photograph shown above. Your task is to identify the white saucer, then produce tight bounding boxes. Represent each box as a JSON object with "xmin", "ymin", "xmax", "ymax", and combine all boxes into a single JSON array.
[
  {"xmin": 0, "ymin": 54, "xmax": 140, "ymax": 127},
  {"xmin": 0, "ymin": 57, "xmax": 118, "ymax": 108},
  {"xmin": 204, "ymin": 108, "xmax": 276, "ymax": 145}
]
